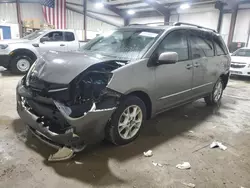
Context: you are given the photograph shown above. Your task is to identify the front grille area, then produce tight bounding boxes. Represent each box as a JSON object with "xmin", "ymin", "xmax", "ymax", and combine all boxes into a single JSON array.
[{"xmin": 231, "ymin": 64, "xmax": 246, "ymax": 68}]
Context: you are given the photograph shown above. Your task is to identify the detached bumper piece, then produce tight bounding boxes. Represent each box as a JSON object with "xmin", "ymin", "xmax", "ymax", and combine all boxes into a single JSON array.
[{"xmin": 16, "ymin": 83, "xmax": 116, "ymax": 155}]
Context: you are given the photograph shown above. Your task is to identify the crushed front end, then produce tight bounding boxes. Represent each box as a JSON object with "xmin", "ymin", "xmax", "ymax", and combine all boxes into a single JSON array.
[{"xmin": 16, "ymin": 57, "xmax": 124, "ymax": 151}]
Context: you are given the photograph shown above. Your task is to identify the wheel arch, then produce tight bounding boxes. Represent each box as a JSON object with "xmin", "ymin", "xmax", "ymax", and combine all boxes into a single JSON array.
[
  {"xmin": 10, "ymin": 48, "xmax": 37, "ymax": 62},
  {"xmin": 125, "ymin": 90, "xmax": 152, "ymax": 119},
  {"xmin": 220, "ymin": 72, "xmax": 230, "ymax": 89}
]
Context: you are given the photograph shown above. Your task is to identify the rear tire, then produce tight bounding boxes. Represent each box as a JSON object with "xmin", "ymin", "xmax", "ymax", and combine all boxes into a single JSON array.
[
  {"xmin": 204, "ymin": 78, "xmax": 224, "ymax": 105},
  {"xmin": 9, "ymin": 55, "xmax": 33, "ymax": 74},
  {"xmin": 106, "ymin": 95, "xmax": 146, "ymax": 145}
]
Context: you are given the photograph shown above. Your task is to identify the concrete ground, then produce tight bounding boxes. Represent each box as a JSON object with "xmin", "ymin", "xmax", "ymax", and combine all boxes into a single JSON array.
[{"xmin": 0, "ymin": 67, "xmax": 250, "ymax": 188}]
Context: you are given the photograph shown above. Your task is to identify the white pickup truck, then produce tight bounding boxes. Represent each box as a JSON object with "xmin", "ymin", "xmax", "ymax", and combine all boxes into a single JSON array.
[{"xmin": 0, "ymin": 29, "xmax": 86, "ymax": 74}]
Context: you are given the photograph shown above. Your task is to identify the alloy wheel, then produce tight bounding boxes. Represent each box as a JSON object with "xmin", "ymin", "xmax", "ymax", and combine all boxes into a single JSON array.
[
  {"xmin": 213, "ymin": 81, "xmax": 223, "ymax": 102},
  {"xmin": 118, "ymin": 105, "xmax": 143, "ymax": 140}
]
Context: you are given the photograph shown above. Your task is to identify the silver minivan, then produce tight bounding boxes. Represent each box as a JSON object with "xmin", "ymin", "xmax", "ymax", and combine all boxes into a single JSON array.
[{"xmin": 16, "ymin": 23, "xmax": 231, "ymax": 152}]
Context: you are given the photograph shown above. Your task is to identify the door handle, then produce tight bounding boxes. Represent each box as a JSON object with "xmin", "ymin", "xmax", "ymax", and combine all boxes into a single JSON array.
[
  {"xmin": 194, "ymin": 62, "xmax": 200, "ymax": 67},
  {"xmin": 60, "ymin": 44, "xmax": 65, "ymax": 46},
  {"xmin": 186, "ymin": 64, "xmax": 193, "ymax": 69}
]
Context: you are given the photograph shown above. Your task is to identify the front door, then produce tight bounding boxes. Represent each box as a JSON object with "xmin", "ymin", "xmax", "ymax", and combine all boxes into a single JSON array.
[
  {"xmin": 153, "ymin": 30, "xmax": 194, "ymax": 112},
  {"xmin": 189, "ymin": 31, "xmax": 215, "ymax": 96},
  {"xmin": 38, "ymin": 31, "xmax": 67, "ymax": 54}
]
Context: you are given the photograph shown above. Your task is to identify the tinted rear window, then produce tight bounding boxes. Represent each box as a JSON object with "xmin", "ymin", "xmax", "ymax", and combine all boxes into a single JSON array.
[
  {"xmin": 65, "ymin": 32, "xmax": 75, "ymax": 41},
  {"xmin": 232, "ymin": 49, "xmax": 250, "ymax": 57},
  {"xmin": 214, "ymin": 36, "xmax": 228, "ymax": 55}
]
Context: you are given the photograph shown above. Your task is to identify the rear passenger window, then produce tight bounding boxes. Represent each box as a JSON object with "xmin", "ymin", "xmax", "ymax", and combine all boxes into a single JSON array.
[
  {"xmin": 190, "ymin": 35, "xmax": 214, "ymax": 59},
  {"xmin": 156, "ymin": 31, "xmax": 188, "ymax": 61},
  {"xmin": 214, "ymin": 37, "xmax": 227, "ymax": 55},
  {"xmin": 64, "ymin": 32, "xmax": 75, "ymax": 41}
]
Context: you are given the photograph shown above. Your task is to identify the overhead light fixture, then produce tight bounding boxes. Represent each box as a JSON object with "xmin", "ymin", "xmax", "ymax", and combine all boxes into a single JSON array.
[
  {"xmin": 95, "ymin": 2, "xmax": 104, "ymax": 9},
  {"xmin": 180, "ymin": 3, "xmax": 190, "ymax": 10},
  {"xmin": 127, "ymin": 9, "xmax": 135, "ymax": 15}
]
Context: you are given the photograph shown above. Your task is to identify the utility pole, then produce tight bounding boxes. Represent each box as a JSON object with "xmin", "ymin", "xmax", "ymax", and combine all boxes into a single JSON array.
[
  {"xmin": 227, "ymin": 4, "xmax": 238, "ymax": 47},
  {"xmin": 83, "ymin": 0, "xmax": 87, "ymax": 41},
  {"xmin": 16, "ymin": 0, "xmax": 22, "ymax": 37}
]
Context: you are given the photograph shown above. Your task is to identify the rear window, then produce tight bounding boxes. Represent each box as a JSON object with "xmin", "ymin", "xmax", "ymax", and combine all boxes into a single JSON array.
[
  {"xmin": 232, "ymin": 49, "xmax": 250, "ymax": 57},
  {"xmin": 214, "ymin": 36, "xmax": 228, "ymax": 56},
  {"xmin": 64, "ymin": 32, "xmax": 75, "ymax": 41}
]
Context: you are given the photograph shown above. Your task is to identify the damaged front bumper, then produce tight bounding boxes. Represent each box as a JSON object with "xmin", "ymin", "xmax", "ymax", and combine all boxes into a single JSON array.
[{"xmin": 16, "ymin": 81, "xmax": 116, "ymax": 151}]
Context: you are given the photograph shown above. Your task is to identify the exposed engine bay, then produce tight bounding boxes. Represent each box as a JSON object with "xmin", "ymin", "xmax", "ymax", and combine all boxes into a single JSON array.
[{"xmin": 66, "ymin": 61, "xmax": 125, "ymax": 118}]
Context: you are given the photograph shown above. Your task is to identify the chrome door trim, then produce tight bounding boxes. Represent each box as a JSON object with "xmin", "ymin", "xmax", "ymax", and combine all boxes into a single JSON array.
[
  {"xmin": 158, "ymin": 82, "xmax": 213, "ymax": 100},
  {"xmin": 159, "ymin": 89, "xmax": 192, "ymax": 100},
  {"xmin": 192, "ymin": 82, "xmax": 213, "ymax": 90},
  {"xmin": 48, "ymin": 88, "xmax": 68, "ymax": 93}
]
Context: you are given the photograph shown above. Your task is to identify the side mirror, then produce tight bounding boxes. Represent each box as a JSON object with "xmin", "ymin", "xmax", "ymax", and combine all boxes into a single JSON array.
[
  {"xmin": 40, "ymin": 36, "xmax": 49, "ymax": 43},
  {"xmin": 158, "ymin": 52, "xmax": 178, "ymax": 65}
]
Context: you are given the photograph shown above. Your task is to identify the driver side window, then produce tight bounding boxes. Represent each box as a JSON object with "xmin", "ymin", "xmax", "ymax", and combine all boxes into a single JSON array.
[
  {"xmin": 43, "ymin": 31, "xmax": 63, "ymax": 42},
  {"xmin": 156, "ymin": 30, "xmax": 189, "ymax": 61}
]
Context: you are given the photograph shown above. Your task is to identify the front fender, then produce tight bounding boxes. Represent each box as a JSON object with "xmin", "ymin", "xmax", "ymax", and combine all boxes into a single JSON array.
[{"xmin": 8, "ymin": 44, "xmax": 40, "ymax": 57}]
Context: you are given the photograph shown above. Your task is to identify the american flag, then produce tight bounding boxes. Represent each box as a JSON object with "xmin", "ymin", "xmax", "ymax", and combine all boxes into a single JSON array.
[{"xmin": 41, "ymin": 0, "xmax": 66, "ymax": 29}]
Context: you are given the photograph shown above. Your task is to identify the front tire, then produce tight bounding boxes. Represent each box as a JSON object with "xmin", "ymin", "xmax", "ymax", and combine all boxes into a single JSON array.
[
  {"xmin": 9, "ymin": 55, "xmax": 32, "ymax": 74},
  {"xmin": 106, "ymin": 95, "xmax": 146, "ymax": 145},
  {"xmin": 204, "ymin": 78, "xmax": 224, "ymax": 105}
]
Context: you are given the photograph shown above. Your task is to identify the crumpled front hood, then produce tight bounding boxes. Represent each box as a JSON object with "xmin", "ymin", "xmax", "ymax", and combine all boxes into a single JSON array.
[
  {"xmin": 0, "ymin": 39, "xmax": 30, "ymax": 45},
  {"xmin": 30, "ymin": 50, "xmax": 116, "ymax": 84}
]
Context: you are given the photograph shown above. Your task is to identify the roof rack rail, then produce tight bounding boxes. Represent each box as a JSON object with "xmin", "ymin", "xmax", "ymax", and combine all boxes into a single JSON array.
[
  {"xmin": 128, "ymin": 22, "xmax": 175, "ymax": 26},
  {"xmin": 174, "ymin": 22, "xmax": 217, "ymax": 33}
]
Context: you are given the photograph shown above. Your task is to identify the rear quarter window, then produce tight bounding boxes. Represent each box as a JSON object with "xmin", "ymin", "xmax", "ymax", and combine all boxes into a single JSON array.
[
  {"xmin": 214, "ymin": 36, "xmax": 228, "ymax": 56},
  {"xmin": 64, "ymin": 32, "xmax": 75, "ymax": 41}
]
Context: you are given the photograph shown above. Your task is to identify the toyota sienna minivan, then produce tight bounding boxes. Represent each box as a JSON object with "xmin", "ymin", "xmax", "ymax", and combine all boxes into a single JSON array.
[{"xmin": 17, "ymin": 22, "xmax": 231, "ymax": 152}]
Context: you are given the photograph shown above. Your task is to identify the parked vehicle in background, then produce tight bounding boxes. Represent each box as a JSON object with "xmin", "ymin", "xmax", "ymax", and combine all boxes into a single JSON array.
[
  {"xmin": 230, "ymin": 47, "xmax": 250, "ymax": 76},
  {"xmin": 0, "ymin": 29, "xmax": 85, "ymax": 74},
  {"xmin": 16, "ymin": 23, "xmax": 230, "ymax": 152}
]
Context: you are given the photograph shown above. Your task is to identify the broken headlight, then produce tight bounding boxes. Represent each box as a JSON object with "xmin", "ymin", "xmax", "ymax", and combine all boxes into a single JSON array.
[
  {"xmin": 25, "ymin": 58, "xmax": 45, "ymax": 87},
  {"xmin": 72, "ymin": 71, "xmax": 113, "ymax": 105}
]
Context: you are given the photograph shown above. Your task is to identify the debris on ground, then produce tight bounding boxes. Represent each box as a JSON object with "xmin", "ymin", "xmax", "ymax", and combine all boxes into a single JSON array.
[
  {"xmin": 143, "ymin": 150, "xmax": 153, "ymax": 157},
  {"xmin": 74, "ymin": 161, "xmax": 84, "ymax": 165},
  {"xmin": 188, "ymin": 130, "xmax": 194, "ymax": 133},
  {"xmin": 48, "ymin": 147, "xmax": 75, "ymax": 162},
  {"xmin": 176, "ymin": 162, "xmax": 191, "ymax": 170},
  {"xmin": 210, "ymin": 141, "xmax": 227, "ymax": 150},
  {"xmin": 184, "ymin": 115, "xmax": 189, "ymax": 118},
  {"xmin": 183, "ymin": 182, "xmax": 196, "ymax": 187},
  {"xmin": 152, "ymin": 162, "xmax": 163, "ymax": 167}
]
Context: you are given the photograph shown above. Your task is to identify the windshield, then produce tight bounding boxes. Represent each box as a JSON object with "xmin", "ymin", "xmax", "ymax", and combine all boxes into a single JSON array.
[
  {"xmin": 232, "ymin": 49, "xmax": 250, "ymax": 57},
  {"xmin": 80, "ymin": 29, "xmax": 163, "ymax": 60},
  {"xmin": 23, "ymin": 30, "xmax": 46, "ymax": 40}
]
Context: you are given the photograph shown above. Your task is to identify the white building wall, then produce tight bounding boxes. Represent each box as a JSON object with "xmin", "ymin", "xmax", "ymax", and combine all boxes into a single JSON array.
[
  {"xmin": 233, "ymin": 9, "xmax": 250, "ymax": 45},
  {"xmin": 130, "ymin": 4, "xmax": 219, "ymax": 30},
  {"xmin": 66, "ymin": 0, "xmax": 123, "ymax": 26},
  {"xmin": 170, "ymin": 14, "xmax": 179, "ymax": 23},
  {"xmin": 220, "ymin": 13, "xmax": 232, "ymax": 44},
  {"xmin": 66, "ymin": 10, "xmax": 116, "ymax": 40},
  {"xmin": 20, "ymin": 3, "xmax": 44, "ymax": 23},
  {"xmin": 130, "ymin": 16, "xmax": 164, "ymax": 25},
  {"xmin": 178, "ymin": 10, "xmax": 219, "ymax": 30},
  {"xmin": 0, "ymin": 3, "xmax": 19, "ymax": 39},
  {"xmin": 0, "ymin": 3, "xmax": 17, "ymax": 24}
]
